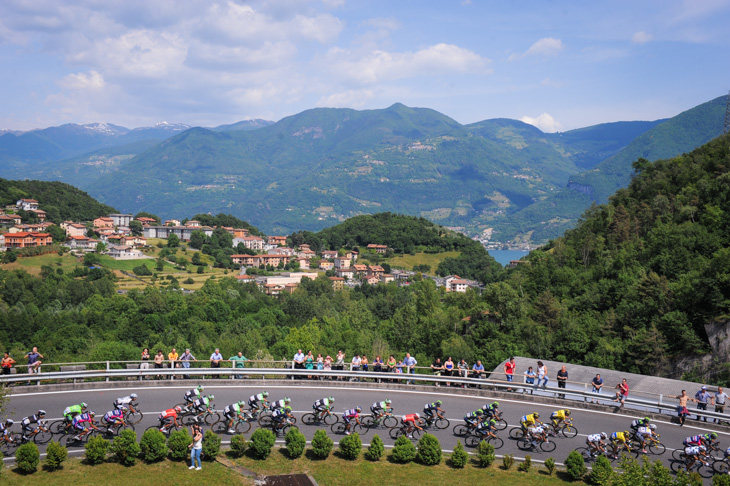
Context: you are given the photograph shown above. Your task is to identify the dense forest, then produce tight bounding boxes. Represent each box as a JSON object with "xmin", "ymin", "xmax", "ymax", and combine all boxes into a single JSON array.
[
  {"xmin": 1, "ymin": 135, "xmax": 730, "ymax": 384},
  {"xmin": 0, "ymin": 178, "xmax": 117, "ymax": 223}
]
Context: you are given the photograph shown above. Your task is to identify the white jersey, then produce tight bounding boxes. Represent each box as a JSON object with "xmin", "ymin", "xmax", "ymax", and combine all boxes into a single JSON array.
[
  {"xmin": 685, "ymin": 446, "xmax": 701, "ymax": 455},
  {"xmin": 530, "ymin": 425, "xmax": 544, "ymax": 435},
  {"xmin": 587, "ymin": 434, "xmax": 603, "ymax": 443},
  {"xmin": 114, "ymin": 396, "xmax": 134, "ymax": 408},
  {"xmin": 637, "ymin": 426, "xmax": 651, "ymax": 436}
]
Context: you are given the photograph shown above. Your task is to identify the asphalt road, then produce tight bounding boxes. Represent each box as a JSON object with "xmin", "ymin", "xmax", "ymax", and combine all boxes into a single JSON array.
[{"xmin": 3, "ymin": 381, "xmax": 728, "ymax": 470}]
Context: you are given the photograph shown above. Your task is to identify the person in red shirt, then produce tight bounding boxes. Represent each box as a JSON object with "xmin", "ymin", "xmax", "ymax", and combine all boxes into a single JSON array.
[
  {"xmin": 504, "ymin": 357, "xmax": 516, "ymax": 391},
  {"xmin": 614, "ymin": 379, "xmax": 629, "ymax": 408},
  {"xmin": 158, "ymin": 406, "xmax": 182, "ymax": 433},
  {"xmin": 401, "ymin": 413, "xmax": 424, "ymax": 438}
]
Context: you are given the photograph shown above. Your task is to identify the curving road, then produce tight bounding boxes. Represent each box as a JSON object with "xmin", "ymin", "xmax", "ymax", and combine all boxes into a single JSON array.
[{"xmin": 3, "ymin": 382, "xmax": 728, "ymax": 470}]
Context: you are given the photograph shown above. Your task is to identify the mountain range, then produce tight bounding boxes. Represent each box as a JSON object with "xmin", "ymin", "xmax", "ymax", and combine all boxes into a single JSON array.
[{"xmin": 0, "ymin": 97, "xmax": 724, "ymax": 243}]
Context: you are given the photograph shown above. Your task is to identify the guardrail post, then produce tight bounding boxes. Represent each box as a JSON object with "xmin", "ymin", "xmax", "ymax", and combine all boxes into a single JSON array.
[
  {"xmin": 584, "ymin": 382, "xmax": 588, "ymax": 402},
  {"xmin": 106, "ymin": 361, "xmax": 110, "ymax": 382}
]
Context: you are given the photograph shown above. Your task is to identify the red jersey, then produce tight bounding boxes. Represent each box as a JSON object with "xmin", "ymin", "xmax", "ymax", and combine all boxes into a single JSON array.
[
  {"xmin": 403, "ymin": 413, "xmax": 418, "ymax": 423},
  {"xmin": 160, "ymin": 408, "xmax": 178, "ymax": 420}
]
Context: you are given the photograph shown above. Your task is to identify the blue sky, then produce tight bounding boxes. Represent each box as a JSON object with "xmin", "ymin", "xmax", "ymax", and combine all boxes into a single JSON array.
[{"xmin": 1, "ymin": 0, "xmax": 728, "ymax": 132}]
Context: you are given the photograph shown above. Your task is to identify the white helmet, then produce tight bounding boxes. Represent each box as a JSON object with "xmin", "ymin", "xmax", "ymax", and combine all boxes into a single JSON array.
[
  {"xmin": 649, "ymin": 424, "xmax": 656, "ymax": 431},
  {"xmin": 130, "ymin": 393, "xmax": 138, "ymax": 399},
  {"xmin": 414, "ymin": 413, "xmax": 420, "ymax": 420},
  {"xmin": 600, "ymin": 432, "xmax": 607, "ymax": 439}
]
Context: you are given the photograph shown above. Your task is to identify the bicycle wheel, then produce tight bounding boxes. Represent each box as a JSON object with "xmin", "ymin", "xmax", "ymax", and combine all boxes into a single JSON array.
[
  {"xmin": 576, "ymin": 447, "xmax": 593, "ymax": 462},
  {"xmin": 34, "ymin": 428, "xmax": 53, "ymax": 444},
  {"xmin": 465, "ymin": 435, "xmax": 480, "ymax": 448},
  {"xmin": 361, "ymin": 415, "xmax": 375, "ymax": 428},
  {"xmin": 279, "ymin": 424, "xmax": 297, "ymax": 436},
  {"xmin": 670, "ymin": 460, "xmax": 684, "ymax": 474},
  {"xmin": 714, "ymin": 460, "xmax": 730, "ymax": 474},
  {"xmin": 258, "ymin": 415, "xmax": 273, "ymax": 428},
  {"xmin": 382, "ymin": 415, "xmax": 397, "ymax": 428},
  {"xmin": 697, "ymin": 463, "xmax": 715, "ymax": 479},
  {"xmin": 434, "ymin": 418, "xmax": 450, "ymax": 429},
  {"xmin": 494, "ymin": 418, "xmax": 508, "ymax": 431},
  {"xmin": 487, "ymin": 436, "xmax": 504, "ymax": 450},
  {"xmin": 389, "ymin": 427, "xmax": 404, "ymax": 440},
  {"xmin": 453, "ymin": 424, "xmax": 469, "ymax": 437},
  {"xmin": 540, "ymin": 439, "xmax": 557, "ymax": 453},
  {"xmin": 324, "ymin": 413, "xmax": 339, "ymax": 426},
  {"xmin": 710, "ymin": 447, "xmax": 726, "ymax": 461},
  {"xmin": 0, "ymin": 436, "xmax": 21, "ymax": 457},
  {"xmin": 302, "ymin": 413, "xmax": 318, "ymax": 426},
  {"xmin": 648, "ymin": 441, "xmax": 665, "ymax": 455},
  {"xmin": 672, "ymin": 449, "xmax": 686, "ymax": 461},
  {"xmin": 49, "ymin": 420, "xmax": 68, "ymax": 435},
  {"xmin": 126, "ymin": 411, "xmax": 143, "ymax": 425},
  {"xmin": 561, "ymin": 424, "xmax": 578, "ymax": 438},
  {"xmin": 235, "ymin": 420, "xmax": 252, "ymax": 434},
  {"xmin": 211, "ymin": 420, "xmax": 227, "ymax": 434},
  {"xmin": 181, "ymin": 414, "xmax": 197, "ymax": 426},
  {"xmin": 353, "ymin": 423, "xmax": 369, "ymax": 435},
  {"xmin": 516, "ymin": 437, "xmax": 532, "ymax": 451},
  {"xmin": 60, "ymin": 434, "xmax": 82, "ymax": 447},
  {"xmin": 508, "ymin": 427, "xmax": 525, "ymax": 440},
  {"xmin": 204, "ymin": 412, "xmax": 220, "ymax": 425},
  {"xmin": 331, "ymin": 422, "xmax": 346, "ymax": 435}
]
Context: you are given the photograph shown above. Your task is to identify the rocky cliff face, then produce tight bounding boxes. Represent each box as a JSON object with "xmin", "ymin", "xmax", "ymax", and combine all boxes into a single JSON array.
[{"xmin": 662, "ymin": 319, "xmax": 730, "ymax": 382}]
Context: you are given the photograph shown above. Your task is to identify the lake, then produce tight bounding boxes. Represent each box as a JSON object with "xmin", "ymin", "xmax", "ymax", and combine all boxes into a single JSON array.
[{"xmin": 488, "ymin": 249, "xmax": 530, "ymax": 266}]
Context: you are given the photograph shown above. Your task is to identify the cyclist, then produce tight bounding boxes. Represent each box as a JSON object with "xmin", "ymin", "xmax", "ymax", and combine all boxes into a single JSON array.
[
  {"xmin": 702, "ymin": 432, "xmax": 719, "ymax": 445},
  {"xmin": 586, "ymin": 432, "xmax": 608, "ymax": 456},
  {"xmin": 343, "ymin": 407, "xmax": 362, "ymax": 435},
  {"xmin": 520, "ymin": 412, "xmax": 540, "ymax": 433},
  {"xmin": 21, "ymin": 410, "xmax": 46, "ymax": 441},
  {"xmin": 271, "ymin": 397, "xmax": 292, "ymax": 411},
  {"xmin": 474, "ymin": 418, "xmax": 498, "ymax": 441},
  {"xmin": 684, "ymin": 444, "xmax": 709, "ymax": 471},
  {"xmin": 271, "ymin": 405, "xmax": 294, "ymax": 432},
  {"xmin": 549, "ymin": 409, "xmax": 571, "ymax": 432},
  {"xmin": 183, "ymin": 385, "xmax": 205, "ymax": 406},
  {"xmin": 401, "ymin": 413, "xmax": 424, "ymax": 438},
  {"xmin": 223, "ymin": 400, "xmax": 250, "ymax": 434},
  {"xmin": 191, "ymin": 394, "xmax": 215, "ymax": 422},
  {"xmin": 609, "ymin": 430, "xmax": 630, "ymax": 458},
  {"xmin": 370, "ymin": 399, "xmax": 392, "ymax": 420},
  {"xmin": 423, "ymin": 400, "xmax": 444, "ymax": 425},
  {"xmin": 0, "ymin": 419, "xmax": 16, "ymax": 445},
  {"xmin": 71, "ymin": 411, "xmax": 97, "ymax": 441},
  {"xmin": 313, "ymin": 396, "xmax": 335, "ymax": 420},
  {"xmin": 464, "ymin": 409, "xmax": 483, "ymax": 430},
  {"xmin": 683, "ymin": 434, "xmax": 704, "ymax": 447},
  {"xmin": 114, "ymin": 393, "xmax": 138, "ymax": 410},
  {"xmin": 248, "ymin": 391, "xmax": 270, "ymax": 414},
  {"xmin": 527, "ymin": 420, "xmax": 548, "ymax": 449},
  {"xmin": 158, "ymin": 406, "xmax": 182, "ymax": 433},
  {"xmin": 103, "ymin": 407, "xmax": 126, "ymax": 430},
  {"xmin": 634, "ymin": 423, "xmax": 657, "ymax": 453},
  {"xmin": 630, "ymin": 417, "xmax": 651, "ymax": 431},
  {"xmin": 63, "ymin": 402, "xmax": 88, "ymax": 422},
  {"xmin": 483, "ymin": 401, "xmax": 500, "ymax": 419}
]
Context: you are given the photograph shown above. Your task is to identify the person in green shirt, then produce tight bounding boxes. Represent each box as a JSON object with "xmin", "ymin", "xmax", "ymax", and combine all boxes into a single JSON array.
[{"xmin": 229, "ymin": 351, "xmax": 248, "ymax": 379}]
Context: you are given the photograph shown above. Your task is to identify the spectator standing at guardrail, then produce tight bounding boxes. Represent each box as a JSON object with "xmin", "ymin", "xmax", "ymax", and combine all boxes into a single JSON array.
[
  {"xmin": 523, "ymin": 366, "xmax": 536, "ymax": 394},
  {"xmin": 361, "ymin": 355, "xmax": 369, "ymax": 372},
  {"xmin": 335, "ymin": 350, "xmax": 345, "ymax": 380},
  {"xmin": 713, "ymin": 387, "xmax": 728, "ymax": 424},
  {"xmin": 350, "ymin": 354, "xmax": 362, "ymax": 382},
  {"xmin": 373, "ymin": 355, "xmax": 383, "ymax": 373},
  {"xmin": 324, "ymin": 355, "xmax": 332, "ymax": 375},
  {"xmin": 591, "ymin": 374, "xmax": 603, "ymax": 403},
  {"xmin": 210, "ymin": 348, "xmax": 223, "ymax": 377},
  {"xmin": 504, "ymin": 357, "xmax": 516, "ymax": 391},
  {"xmin": 431, "ymin": 357, "xmax": 444, "ymax": 387},
  {"xmin": 25, "ymin": 347, "xmax": 43, "ymax": 374},
  {"xmin": 168, "ymin": 348, "xmax": 179, "ymax": 380},
  {"xmin": 386, "ymin": 355, "xmax": 396, "ymax": 373},
  {"xmin": 695, "ymin": 386, "xmax": 711, "ymax": 422},
  {"xmin": 471, "ymin": 360, "xmax": 485, "ymax": 380},
  {"xmin": 2, "ymin": 352, "xmax": 15, "ymax": 375},
  {"xmin": 154, "ymin": 350, "xmax": 164, "ymax": 379},
  {"xmin": 305, "ymin": 350, "xmax": 314, "ymax": 379},
  {"xmin": 557, "ymin": 365, "xmax": 568, "ymax": 399},
  {"xmin": 316, "ymin": 353, "xmax": 324, "ymax": 371},
  {"xmin": 180, "ymin": 349, "xmax": 196, "ymax": 379},
  {"xmin": 229, "ymin": 351, "xmax": 248, "ymax": 379},
  {"xmin": 614, "ymin": 378, "xmax": 629, "ymax": 408},
  {"xmin": 669, "ymin": 390, "xmax": 694, "ymax": 426},
  {"xmin": 444, "ymin": 356, "xmax": 454, "ymax": 386},
  {"xmin": 140, "ymin": 348, "xmax": 150, "ymax": 376},
  {"xmin": 403, "ymin": 353, "xmax": 417, "ymax": 385},
  {"xmin": 536, "ymin": 361, "xmax": 548, "ymax": 389}
]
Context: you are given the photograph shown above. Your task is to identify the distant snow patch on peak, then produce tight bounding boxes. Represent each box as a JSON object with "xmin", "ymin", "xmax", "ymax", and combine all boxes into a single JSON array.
[
  {"xmin": 154, "ymin": 121, "xmax": 190, "ymax": 131},
  {"xmin": 83, "ymin": 122, "xmax": 118, "ymax": 135}
]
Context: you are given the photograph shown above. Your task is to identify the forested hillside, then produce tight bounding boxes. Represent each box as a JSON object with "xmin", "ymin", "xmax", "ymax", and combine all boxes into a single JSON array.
[{"xmin": 0, "ymin": 178, "xmax": 117, "ymax": 222}]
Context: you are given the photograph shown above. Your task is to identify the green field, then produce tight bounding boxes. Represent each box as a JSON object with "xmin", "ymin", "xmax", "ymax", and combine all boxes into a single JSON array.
[
  {"xmin": 3, "ymin": 252, "xmax": 82, "ymax": 276},
  {"xmin": 382, "ymin": 251, "xmax": 461, "ymax": 272}
]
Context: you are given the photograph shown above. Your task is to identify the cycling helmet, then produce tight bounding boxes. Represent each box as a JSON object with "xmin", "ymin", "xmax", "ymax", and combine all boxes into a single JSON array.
[
  {"xmin": 5, "ymin": 419, "xmax": 14, "ymax": 425},
  {"xmin": 329, "ymin": 397, "xmax": 335, "ymax": 402},
  {"xmin": 385, "ymin": 399, "xmax": 391, "ymax": 405},
  {"xmin": 564, "ymin": 409, "xmax": 571, "ymax": 416},
  {"xmin": 238, "ymin": 400, "xmax": 246, "ymax": 407},
  {"xmin": 130, "ymin": 393, "xmax": 138, "ymax": 399},
  {"xmin": 81, "ymin": 402, "xmax": 88, "ymax": 408},
  {"xmin": 624, "ymin": 430, "xmax": 630, "ymax": 436},
  {"xmin": 533, "ymin": 413, "xmax": 539, "ymax": 419},
  {"xmin": 118, "ymin": 406, "xmax": 127, "ymax": 412},
  {"xmin": 414, "ymin": 413, "xmax": 420, "ymax": 420},
  {"xmin": 262, "ymin": 391, "xmax": 269, "ymax": 398},
  {"xmin": 208, "ymin": 394, "xmax": 214, "ymax": 400},
  {"xmin": 492, "ymin": 401, "xmax": 499, "ymax": 408},
  {"xmin": 37, "ymin": 410, "xmax": 46, "ymax": 416},
  {"xmin": 601, "ymin": 432, "xmax": 607, "ymax": 439},
  {"xmin": 89, "ymin": 411, "xmax": 96, "ymax": 417},
  {"xmin": 649, "ymin": 424, "xmax": 656, "ymax": 431},
  {"xmin": 284, "ymin": 397, "xmax": 291, "ymax": 403},
  {"xmin": 475, "ymin": 410, "xmax": 484, "ymax": 416},
  {"xmin": 489, "ymin": 419, "xmax": 496, "ymax": 426},
  {"xmin": 175, "ymin": 406, "xmax": 183, "ymax": 413},
  {"xmin": 197, "ymin": 385, "xmax": 204, "ymax": 392},
  {"xmin": 643, "ymin": 417, "xmax": 650, "ymax": 422},
  {"xmin": 285, "ymin": 406, "xmax": 292, "ymax": 412},
  {"xmin": 355, "ymin": 406, "xmax": 362, "ymax": 413},
  {"xmin": 709, "ymin": 432, "xmax": 718, "ymax": 440},
  {"xmin": 436, "ymin": 400, "xmax": 442, "ymax": 406}
]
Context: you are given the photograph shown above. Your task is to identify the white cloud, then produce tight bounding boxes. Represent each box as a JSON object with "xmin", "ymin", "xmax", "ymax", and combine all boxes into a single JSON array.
[
  {"xmin": 509, "ymin": 37, "xmax": 565, "ymax": 61},
  {"xmin": 324, "ymin": 43, "xmax": 491, "ymax": 85},
  {"xmin": 520, "ymin": 113, "xmax": 563, "ymax": 133},
  {"xmin": 317, "ymin": 89, "xmax": 375, "ymax": 108},
  {"xmin": 59, "ymin": 70, "xmax": 105, "ymax": 90},
  {"xmin": 631, "ymin": 31, "xmax": 653, "ymax": 44}
]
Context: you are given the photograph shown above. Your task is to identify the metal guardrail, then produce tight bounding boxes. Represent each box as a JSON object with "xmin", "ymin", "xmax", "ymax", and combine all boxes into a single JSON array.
[{"xmin": 2, "ymin": 366, "xmax": 728, "ymax": 423}]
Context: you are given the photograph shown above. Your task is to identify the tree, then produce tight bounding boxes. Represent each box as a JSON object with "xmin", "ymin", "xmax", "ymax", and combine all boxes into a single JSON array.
[
  {"xmin": 129, "ymin": 220, "xmax": 144, "ymax": 236},
  {"xmin": 47, "ymin": 224, "xmax": 67, "ymax": 243},
  {"xmin": 95, "ymin": 241, "xmax": 107, "ymax": 254},
  {"xmin": 167, "ymin": 234, "xmax": 180, "ymax": 248},
  {"xmin": 189, "ymin": 230, "xmax": 206, "ymax": 250}
]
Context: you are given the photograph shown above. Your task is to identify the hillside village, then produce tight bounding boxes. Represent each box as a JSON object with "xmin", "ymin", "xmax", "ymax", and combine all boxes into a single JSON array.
[{"xmin": 0, "ymin": 199, "xmax": 483, "ymax": 295}]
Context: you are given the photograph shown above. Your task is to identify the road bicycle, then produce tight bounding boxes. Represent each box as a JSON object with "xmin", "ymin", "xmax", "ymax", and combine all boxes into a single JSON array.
[
  {"xmin": 545, "ymin": 418, "xmax": 578, "ymax": 438},
  {"xmin": 20, "ymin": 422, "xmax": 53, "ymax": 445},
  {"xmin": 123, "ymin": 402, "xmax": 144, "ymax": 425},
  {"xmin": 670, "ymin": 456, "xmax": 714, "ymax": 478},
  {"xmin": 59, "ymin": 427, "xmax": 101, "ymax": 446},
  {"xmin": 182, "ymin": 409, "xmax": 221, "ymax": 426},
  {"xmin": 263, "ymin": 418, "xmax": 297, "ymax": 436},
  {"xmin": 49, "ymin": 417, "xmax": 75, "ymax": 436},
  {"xmin": 361, "ymin": 411, "xmax": 398, "ymax": 429},
  {"xmin": 211, "ymin": 414, "xmax": 254, "ymax": 434},
  {"xmin": 420, "ymin": 413, "xmax": 449, "ymax": 430},
  {"xmin": 453, "ymin": 422, "xmax": 479, "ymax": 437},
  {"xmin": 302, "ymin": 408, "xmax": 339, "ymax": 426},
  {"xmin": 97, "ymin": 420, "xmax": 135, "ymax": 437},
  {"xmin": 389, "ymin": 423, "xmax": 422, "ymax": 441},
  {"xmin": 575, "ymin": 445, "xmax": 612, "ymax": 463},
  {"xmin": 627, "ymin": 434, "xmax": 665, "ymax": 455},
  {"xmin": 331, "ymin": 420, "xmax": 368, "ymax": 436},
  {"xmin": 516, "ymin": 431, "xmax": 556, "ymax": 453},
  {"xmin": 258, "ymin": 411, "xmax": 297, "ymax": 427},
  {"xmin": 465, "ymin": 431, "xmax": 503, "ymax": 449},
  {"xmin": 0, "ymin": 432, "xmax": 23, "ymax": 456},
  {"xmin": 486, "ymin": 410, "xmax": 508, "ymax": 431}
]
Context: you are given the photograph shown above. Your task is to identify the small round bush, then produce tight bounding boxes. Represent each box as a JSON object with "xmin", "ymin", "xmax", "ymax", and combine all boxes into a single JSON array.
[
  {"xmin": 111, "ymin": 429, "xmax": 141, "ymax": 466},
  {"xmin": 230, "ymin": 434, "xmax": 247, "ymax": 458},
  {"xmin": 84, "ymin": 435, "xmax": 110, "ymax": 465},
  {"xmin": 45, "ymin": 441, "xmax": 68, "ymax": 471},
  {"xmin": 250, "ymin": 428, "xmax": 276, "ymax": 459},
  {"xmin": 544, "ymin": 457, "xmax": 557, "ymax": 476},
  {"xmin": 476, "ymin": 440, "xmax": 495, "ymax": 467},
  {"xmin": 365, "ymin": 434, "xmax": 384, "ymax": 461},
  {"xmin": 416, "ymin": 433, "xmax": 442, "ymax": 466},
  {"xmin": 140, "ymin": 428, "xmax": 167, "ymax": 463},
  {"xmin": 589, "ymin": 455, "xmax": 613, "ymax": 484},
  {"xmin": 16, "ymin": 442, "xmax": 40, "ymax": 473},
  {"xmin": 338, "ymin": 432, "xmax": 362, "ymax": 460},
  {"xmin": 202, "ymin": 430, "xmax": 221, "ymax": 461},
  {"xmin": 167, "ymin": 429, "xmax": 192, "ymax": 461},
  {"xmin": 714, "ymin": 475, "xmax": 730, "ymax": 486},
  {"xmin": 285, "ymin": 428, "xmax": 306, "ymax": 459},
  {"xmin": 450, "ymin": 441, "xmax": 468, "ymax": 469},
  {"xmin": 391, "ymin": 435, "xmax": 417, "ymax": 464},
  {"xmin": 310, "ymin": 429, "xmax": 333, "ymax": 459},
  {"xmin": 565, "ymin": 450, "xmax": 587, "ymax": 480}
]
